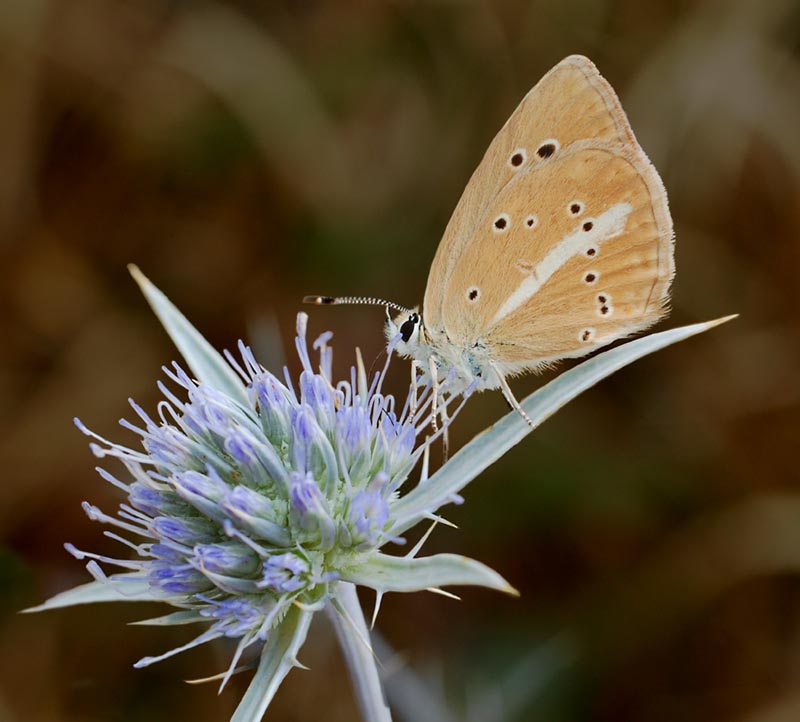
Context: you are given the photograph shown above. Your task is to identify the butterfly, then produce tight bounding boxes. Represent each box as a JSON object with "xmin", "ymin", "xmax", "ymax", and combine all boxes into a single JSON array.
[{"xmin": 306, "ymin": 55, "xmax": 675, "ymax": 426}]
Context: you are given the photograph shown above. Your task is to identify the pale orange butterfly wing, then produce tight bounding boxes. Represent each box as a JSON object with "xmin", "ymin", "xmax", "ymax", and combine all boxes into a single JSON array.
[
  {"xmin": 422, "ymin": 55, "xmax": 674, "ymax": 374},
  {"xmin": 444, "ymin": 141, "xmax": 673, "ymax": 371}
]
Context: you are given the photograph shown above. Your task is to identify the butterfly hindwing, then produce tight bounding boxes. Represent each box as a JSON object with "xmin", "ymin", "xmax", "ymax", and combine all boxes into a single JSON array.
[{"xmin": 446, "ymin": 141, "xmax": 673, "ymax": 372}]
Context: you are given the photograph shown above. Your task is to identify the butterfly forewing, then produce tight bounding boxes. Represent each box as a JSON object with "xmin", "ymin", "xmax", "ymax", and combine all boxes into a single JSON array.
[{"xmin": 423, "ymin": 55, "xmax": 674, "ymax": 374}]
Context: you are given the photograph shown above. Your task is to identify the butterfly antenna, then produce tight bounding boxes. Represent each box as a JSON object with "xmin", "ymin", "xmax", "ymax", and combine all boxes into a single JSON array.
[{"xmin": 303, "ymin": 295, "xmax": 411, "ymax": 314}]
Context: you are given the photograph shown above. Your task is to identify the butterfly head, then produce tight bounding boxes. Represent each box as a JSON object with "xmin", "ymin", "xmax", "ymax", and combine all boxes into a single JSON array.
[
  {"xmin": 385, "ymin": 307, "xmax": 424, "ymax": 359},
  {"xmin": 303, "ymin": 294, "xmax": 427, "ymax": 360}
]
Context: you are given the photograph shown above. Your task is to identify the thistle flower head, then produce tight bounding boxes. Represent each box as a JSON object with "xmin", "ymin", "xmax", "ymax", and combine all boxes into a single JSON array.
[
  {"xmin": 27, "ymin": 268, "xmax": 716, "ymax": 720},
  {"xmin": 61, "ymin": 308, "xmax": 491, "ymax": 688}
]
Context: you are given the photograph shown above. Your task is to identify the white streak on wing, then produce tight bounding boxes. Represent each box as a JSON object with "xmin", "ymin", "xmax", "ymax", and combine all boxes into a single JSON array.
[
  {"xmin": 491, "ymin": 202, "xmax": 632, "ymax": 324},
  {"xmin": 494, "ymin": 276, "xmax": 541, "ymax": 322}
]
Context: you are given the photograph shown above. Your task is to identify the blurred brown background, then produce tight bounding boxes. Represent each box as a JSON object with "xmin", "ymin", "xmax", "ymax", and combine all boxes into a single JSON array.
[{"xmin": 1, "ymin": 0, "xmax": 799, "ymax": 720}]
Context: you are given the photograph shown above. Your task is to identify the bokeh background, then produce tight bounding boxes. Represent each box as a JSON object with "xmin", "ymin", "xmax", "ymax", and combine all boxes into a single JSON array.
[{"xmin": 2, "ymin": 0, "xmax": 799, "ymax": 720}]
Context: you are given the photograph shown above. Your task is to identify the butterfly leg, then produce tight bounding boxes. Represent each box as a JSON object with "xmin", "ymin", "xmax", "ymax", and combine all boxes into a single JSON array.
[
  {"xmin": 429, "ymin": 356, "xmax": 440, "ymax": 432},
  {"xmin": 440, "ymin": 394, "xmax": 450, "ymax": 462},
  {"xmin": 491, "ymin": 362, "xmax": 534, "ymax": 428},
  {"xmin": 409, "ymin": 359, "xmax": 422, "ymax": 418}
]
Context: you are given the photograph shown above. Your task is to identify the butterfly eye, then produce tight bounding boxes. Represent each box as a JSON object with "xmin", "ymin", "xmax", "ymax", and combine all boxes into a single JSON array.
[
  {"xmin": 568, "ymin": 201, "xmax": 585, "ymax": 216},
  {"xmin": 492, "ymin": 213, "xmax": 511, "ymax": 233},
  {"xmin": 466, "ymin": 287, "xmax": 480, "ymax": 303},
  {"xmin": 508, "ymin": 149, "xmax": 527, "ymax": 168},
  {"xmin": 524, "ymin": 214, "xmax": 538, "ymax": 229},
  {"xmin": 579, "ymin": 328, "xmax": 596, "ymax": 343},
  {"xmin": 399, "ymin": 315, "xmax": 418, "ymax": 342},
  {"xmin": 536, "ymin": 139, "xmax": 559, "ymax": 158}
]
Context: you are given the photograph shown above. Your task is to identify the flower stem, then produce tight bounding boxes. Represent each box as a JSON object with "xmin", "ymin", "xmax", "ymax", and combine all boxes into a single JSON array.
[{"xmin": 328, "ymin": 583, "xmax": 393, "ymax": 722}]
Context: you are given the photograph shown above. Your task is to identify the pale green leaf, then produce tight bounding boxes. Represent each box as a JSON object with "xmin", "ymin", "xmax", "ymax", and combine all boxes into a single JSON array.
[
  {"xmin": 341, "ymin": 552, "xmax": 518, "ymax": 596},
  {"xmin": 230, "ymin": 605, "xmax": 312, "ymax": 722},
  {"xmin": 129, "ymin": 265, "xmax": 249, "ymax": 407},
  {"xmin": 130, "ymin": 610, "xmax": 206, "ymax": 626},
  {"xmin": 22, "ymin": 578, "xmax": 159, "ymax": 613},
  {"xmin": 391, "ymin": 316, "xmax": 736, "ymax": 534}
]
